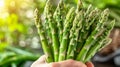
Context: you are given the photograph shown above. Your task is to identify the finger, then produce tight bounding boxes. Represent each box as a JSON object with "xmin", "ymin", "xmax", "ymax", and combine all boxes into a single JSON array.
[
  {"xmin": 31, "ymin": 55, "xmax": 46, "ymax": 67},
  {"xmin": 86, "ymin": 62, "xmax": 94, "ymax": 67},
  {"xmin": 37, "ymin": 55, "xmax": 46, "ymax": 63}
]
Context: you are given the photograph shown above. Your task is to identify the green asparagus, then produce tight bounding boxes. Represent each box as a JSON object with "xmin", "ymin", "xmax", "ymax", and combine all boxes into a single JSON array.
[
  {"xmin": 34, "ymin": 9, "xmax": 53, "ymax": 62},
  {"xmin": 54, "ymin": 0, "xmax": 65, "ymax": 43},
  {"xmin": 66, "ymin": 11, "xmax": 83, "ymax": 59},
  {"xmin": 34, "ymin": 0, "xmax": 115, "ymax": 63},
  {"xmin": 45, "ymin": 0, "xmax": 60, "ymax": 62},
  {"xmin": 59, "ymin": 7, "xmax": 75, "ymax": 61}
]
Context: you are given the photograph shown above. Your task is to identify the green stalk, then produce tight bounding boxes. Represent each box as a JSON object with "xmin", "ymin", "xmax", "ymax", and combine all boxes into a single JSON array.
[
  {"xmin": 81, "ymin": 8, "xmax": 100, "ymax": 46},
  {"xmin": 34, "ymin": 9, "xmax": 53, "ymax": 62},
  {"xmin": 66, "ymin": 11, "xmax": 83, "ymax": 59},
  {"xmin": 76, "ymin": 5, "xmax": 93, "ymax": 54},
  {"xmin": 45, "ymin": 0, "xmax": 60, "ymax": 62},
  {"xmin": 76, "ymin": 9, "xmax": 110, "ymax": 62},
  {"xmin": 44, "ymin": 0, "xmax": 52, "ymax": 45},
  {"xmin": 59, "ymin": 7, "xmax": 75, "ymax": 61},
  {"xmin": 54, "ymin": 0, "xmax": 65, "ymax": 43}
]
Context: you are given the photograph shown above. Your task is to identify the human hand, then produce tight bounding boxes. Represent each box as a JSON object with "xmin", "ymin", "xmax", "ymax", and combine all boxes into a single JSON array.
[{"xmin": 31, "ymin": 55, "xmax": 94, "ymax": 67}]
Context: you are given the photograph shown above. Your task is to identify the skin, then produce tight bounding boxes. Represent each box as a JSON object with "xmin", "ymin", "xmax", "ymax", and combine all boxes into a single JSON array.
[{"xmin": 31, "ymin": 55, "xmax": 94, "ymax": 67}]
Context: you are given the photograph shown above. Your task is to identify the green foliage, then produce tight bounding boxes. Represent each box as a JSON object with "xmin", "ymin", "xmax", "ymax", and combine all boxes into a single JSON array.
[
  {"xmin": 84, "ymin": 0, "xmax": 120, "ymax": 8},
  {"xmin": 0, "ymin": 46, "xmax": 40, "ymax": 67},
  {"xmin": 5, "ymin": 14, "xmax": 27, "ymax": 33},
  {"xmin": 0, "ymin": 14, "xmax": 28, "ymax": 52}
]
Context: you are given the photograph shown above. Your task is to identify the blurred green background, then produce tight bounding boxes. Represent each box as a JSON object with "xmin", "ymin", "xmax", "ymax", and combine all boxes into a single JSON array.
[{"xmin": 0, "ymin": 0, "xmax": 120, "ymax": 67}]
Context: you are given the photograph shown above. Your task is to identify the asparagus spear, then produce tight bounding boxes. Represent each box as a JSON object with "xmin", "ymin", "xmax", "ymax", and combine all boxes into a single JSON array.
[
  {"xmin": 34, "ymin": 9, "xmax": 53, "ymax": 62},
  {"xmin": 76, "ymin": 9, "xmax": 110, "ymax": 62},
  {"xmin": 44, "ymin": 0, "xmax": 52, "ymax": 39},
  {"xmin": 45, "ymin": 0, "xmax": 60, "ymax": 62},
  {"xmin": 82, "ymin": 8, "xmax": 100, "ymax": 42},
  {"xmin": 66, "ymin": 1, "xmax": 83, "ymax": 57},
  {"xmin": 66, "ymin": 11, "xmax": 83, "ymax": 59},
  {"xmin": 76, "ymin": 5, "xmax": 94, "ymax": 54},
  {"xmin": 43, "ymin": 0, "xmax": 53, "ymax": 48},
  {"xmin": 54, "ymin": 0, "xmax": 65, "ymax": 43},
  {"xmin": 59, "ymin": 7, "xmax": 75, "ymax": 61}
]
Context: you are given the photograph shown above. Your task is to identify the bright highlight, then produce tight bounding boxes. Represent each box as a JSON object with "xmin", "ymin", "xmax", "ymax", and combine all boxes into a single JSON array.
[{"xmin": 0, "ymin": 0, "xmax": 4, "ymax": 7}]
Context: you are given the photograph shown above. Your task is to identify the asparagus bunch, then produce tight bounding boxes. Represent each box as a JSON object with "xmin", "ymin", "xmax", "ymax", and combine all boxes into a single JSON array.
[{"xmin": 34, "ymin": 0, "xmax": 115, "ymax": 63}]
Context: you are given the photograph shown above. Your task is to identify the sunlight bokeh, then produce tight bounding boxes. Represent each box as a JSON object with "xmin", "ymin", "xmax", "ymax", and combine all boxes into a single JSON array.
[
  {"xmin": 0, "ymin": 0, "xmax": 8, "ymax": 18},
  {"xmin": 0, "ymin": 0, "xmax": 4, "ymax": 7}
]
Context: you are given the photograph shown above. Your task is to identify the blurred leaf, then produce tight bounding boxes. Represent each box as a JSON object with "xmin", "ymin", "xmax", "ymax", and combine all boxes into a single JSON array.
[{"xmin": 0, "ymin": 42, "xmax": 8, "ymax": 52}]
